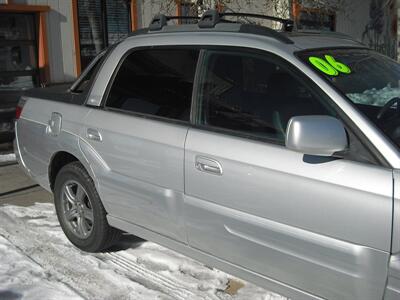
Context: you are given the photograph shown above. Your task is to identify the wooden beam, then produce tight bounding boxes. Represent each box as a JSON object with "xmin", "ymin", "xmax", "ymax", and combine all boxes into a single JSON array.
[
  {"xmin": 38, "ymin": 12, "xmax": 50, "ymax": 84},
  {"xmin": 216, "ymin": 1, "xmax": 224, "ymax": 12},
  {"xmin": 0, "ymin": 4, "xmax": 50, "ymax": 13},
  {"xmin": 130, "ymin": 0, "xmax": 138, "ymax": 31},
  {"xmin": 175, "ymin": 0, "xmax": 181, "ymax": 24},
  {"xmin": 71, "ymin": 0, "xmax": 81, "ymax": 76},
  {"xmin": 292, "ymin": 0, "xmax": 301, "ymax": 24}
]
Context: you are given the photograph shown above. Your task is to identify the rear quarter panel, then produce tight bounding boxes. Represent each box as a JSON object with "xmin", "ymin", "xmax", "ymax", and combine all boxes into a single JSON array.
[{"xmin": 16, "ymin": 97, "xmax": 91, "ymax": 190}]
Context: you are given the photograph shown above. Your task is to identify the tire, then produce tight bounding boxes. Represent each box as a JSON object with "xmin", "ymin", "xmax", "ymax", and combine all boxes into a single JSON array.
[{"xmin": 54, "ymin": 161, "xmax": 121, "ymax": 252}]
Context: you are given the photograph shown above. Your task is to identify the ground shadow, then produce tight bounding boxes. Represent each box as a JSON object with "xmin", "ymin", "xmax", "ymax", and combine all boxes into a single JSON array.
[
  {"xmin": 105, "ymin": 233, "xmax": 146, "ymax": 252},
  {"xmin": 0, "ymin": 290, "xmax": 22, "ymax": 300},
  {"xmin": 302, "ymin": 154, "xmax": 340, "ymax": 164}
]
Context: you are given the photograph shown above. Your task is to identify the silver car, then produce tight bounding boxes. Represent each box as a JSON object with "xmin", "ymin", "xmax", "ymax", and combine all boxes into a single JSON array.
[{"xmin": 14, "ymin": 11, "xmax": 400, "ymax": 300}]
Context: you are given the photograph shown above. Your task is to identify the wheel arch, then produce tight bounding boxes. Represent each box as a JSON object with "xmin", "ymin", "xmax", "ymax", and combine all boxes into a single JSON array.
[{"xmin": 49, "ymin": 151, "xmax": 89, "ymax": 191}]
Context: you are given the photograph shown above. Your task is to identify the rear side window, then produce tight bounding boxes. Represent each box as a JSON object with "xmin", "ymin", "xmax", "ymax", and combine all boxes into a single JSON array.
[
  {"xmin": 71, "ymin": 49, "xmax": 107, "ymax": 94},
  {"xmin": 106, "ymin": 48, "xmax": 200, "ymax": 122},
  {"xmin": 196, "ymin": 49, "xmax": 335, "ymax": 143}
]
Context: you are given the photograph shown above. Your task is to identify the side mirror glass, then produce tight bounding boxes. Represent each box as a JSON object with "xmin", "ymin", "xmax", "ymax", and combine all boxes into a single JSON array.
[{"xmin": 285, "ymin": 115, "xmax": 348, "ymax": 157}]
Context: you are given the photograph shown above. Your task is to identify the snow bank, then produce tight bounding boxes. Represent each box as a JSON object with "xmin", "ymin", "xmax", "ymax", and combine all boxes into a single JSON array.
[
  {"xmin": 0, "ymin": 153, "xmax": 15, "ymax": 163},
  {"xmin": 0, "ymin": 203, "xmax": 287, "ymax": 300},
  {"xmin": 0, "ymin": 235, "xmax": 82, "ymax": 300}
]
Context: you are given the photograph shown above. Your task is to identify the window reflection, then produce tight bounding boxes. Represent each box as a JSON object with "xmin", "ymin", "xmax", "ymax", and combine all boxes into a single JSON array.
[
  {"xmin": 0, "ymin": 14, "xmax": 35, "ymax": 41},
  {"xmin": 0, "ymin": 13, "xmax": 38, "ymax": 91},
  {"xmin": 77, "ymin": 0, "xmax": 130, "ymax": 70}
]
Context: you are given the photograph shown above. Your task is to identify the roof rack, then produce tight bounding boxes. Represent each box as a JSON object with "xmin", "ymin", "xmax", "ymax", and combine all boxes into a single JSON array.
[
  {"xmin": 199, "ymin": 11, "xmax": 294, "ymax": 32},
  {"xmin": 150, "ymin": 9, "xmax": 293, "ymax": 32},
  {"xmin": 143, "ymin": 10, "xmax": 295, "ymax": 45}
]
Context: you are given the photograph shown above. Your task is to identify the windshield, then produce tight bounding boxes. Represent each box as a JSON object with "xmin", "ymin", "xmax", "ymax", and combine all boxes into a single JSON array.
[{"xmin": 298, "ymin": 48, "xmax": 400, "ymax": 149}]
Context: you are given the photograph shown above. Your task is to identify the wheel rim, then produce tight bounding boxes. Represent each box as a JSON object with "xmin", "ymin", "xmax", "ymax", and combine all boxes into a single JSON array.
[{"xmin": 61, "ymin": 180, "xmax": 94, "ymax": 239}]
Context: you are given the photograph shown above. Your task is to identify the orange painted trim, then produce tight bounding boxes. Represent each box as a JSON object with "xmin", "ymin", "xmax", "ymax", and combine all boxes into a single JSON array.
[
  {"xmin": 0, "ymin": 4, "xmax": 50, "ymax": 13},
  {"xmin": 71, "ymin": 0, "xmax": 81, "ymax": 76},
  {"xmin": 292, "ymin": 0, "xmax": 301, "ymax": 23},
  {"xmin": 175, "ymin": 0, "xmax": 182, "ymax": 24},
  {"xmin": 130, "ymin": 0, "xmax": 138, "ymax": 31},
  {"xmin": 38, "ymin": 12, "xmax": 50, "ymax": 84}
]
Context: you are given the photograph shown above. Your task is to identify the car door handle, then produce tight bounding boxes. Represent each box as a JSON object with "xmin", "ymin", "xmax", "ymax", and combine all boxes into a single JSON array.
[
  {"xmin": 86, "ymin": 128, "xmax": 102, "ymax": 142},
  {"xmin": 195, "ymin": 156, "xmax": 223, "ymax": 175}
]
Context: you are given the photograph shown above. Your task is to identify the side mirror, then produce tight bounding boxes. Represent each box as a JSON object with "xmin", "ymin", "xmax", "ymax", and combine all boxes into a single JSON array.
[{"xmin": 285, "ymin": 115, "xmax": 348, "ymax": 157}]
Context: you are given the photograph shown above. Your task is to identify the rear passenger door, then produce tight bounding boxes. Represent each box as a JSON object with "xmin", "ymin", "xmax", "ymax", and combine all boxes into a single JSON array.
[
  {"xmin": 184, "ymin": 48, "xmax": 392, "ymax": 299},
  {"xmin": 82, "ymin": 48, "xmax": 199, "ymax": 243}
]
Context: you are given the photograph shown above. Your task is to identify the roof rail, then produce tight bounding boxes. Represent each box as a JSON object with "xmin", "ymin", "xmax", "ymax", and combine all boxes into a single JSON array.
[{"xmin": 149, "ymin": 14, "xmax": 200, "ymax": 31}]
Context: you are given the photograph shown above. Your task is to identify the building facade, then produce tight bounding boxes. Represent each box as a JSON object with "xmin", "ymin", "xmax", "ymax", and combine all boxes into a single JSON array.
[{"xmin": 0, "ymin": 0, "xmax": 398, "ymax": 89}]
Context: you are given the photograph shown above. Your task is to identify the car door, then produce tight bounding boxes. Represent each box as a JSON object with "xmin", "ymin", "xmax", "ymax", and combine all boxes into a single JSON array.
[
  {"xmin": 81, "ymin": 48, "xmax": 200, "ymax": 243},
  {"xmin": 184, "ymin": 48, "xmax": 392, "ymax": 299}
]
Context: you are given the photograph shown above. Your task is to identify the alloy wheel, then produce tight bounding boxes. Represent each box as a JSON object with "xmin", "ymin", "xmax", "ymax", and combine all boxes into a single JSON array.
[{"xmin": 61, "ymin": 180, "xmax": 94, "ymax": 239}]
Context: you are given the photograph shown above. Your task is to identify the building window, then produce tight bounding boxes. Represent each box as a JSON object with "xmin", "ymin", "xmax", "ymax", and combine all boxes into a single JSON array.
[
  {"xmin": 0, "ymin": 13, "xmax": 39, "ymax": 91},
  {"xmin": 77, "ymin": 0, "xmax": 130, "ymax": 70},
  {"xmin": 298, "ymin": 10, "xmax": 335, "ymax": 31}
]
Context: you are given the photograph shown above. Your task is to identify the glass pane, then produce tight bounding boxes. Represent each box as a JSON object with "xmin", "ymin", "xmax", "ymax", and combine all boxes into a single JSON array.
[
  {"xmin": 198, "ymin": 51, "xmax": 332, "ymax": 142},
  {"xmin": 0, "ymin": 44, "xmax": 37, "ymax": 71},
  {"xmin": 106, "ymin": 0, "xmax": 129, "ymax": 45},
  {"xmin": 298, "ymin": 48, "xmax": 400, "ymax": 149},
  {"xmin": 72, "ymin": 50, "xmax": 106, "ymax": 93},
  {"xmin": 0, "ymin": 75, "xmax": 35, "ymax": 90},
  {"xmin": 78, "ymin": 0, "xmax": 105, "ymax": 69},
  {"xmin": 106, "ymin": 49, "xmax": 200, "ymax": 121},
  {"xmin": 0, "ymin": 13, "xmax": 35, "ymax": 41}
]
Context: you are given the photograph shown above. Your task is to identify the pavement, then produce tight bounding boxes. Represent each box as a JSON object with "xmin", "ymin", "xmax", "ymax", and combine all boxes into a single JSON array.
[{"xmin": 0, "ymin": 163, "xmax": 53, "ymax": 207}]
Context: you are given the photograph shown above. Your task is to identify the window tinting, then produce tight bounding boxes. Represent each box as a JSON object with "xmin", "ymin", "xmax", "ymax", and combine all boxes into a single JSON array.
[
  {"xmin": 106, "ymin": 49, "xmax": 200, "ymax": 121},
  {"xmin": 197, "ymin": 50, "xmax": 334, "ymax": 142},
  {"xmin": 298, "ymin": 48, "xmax": 400, "ymax": 149},
  {"xmin": 72, "ymin": 50, "xmax": 107, "ymax": 93}
]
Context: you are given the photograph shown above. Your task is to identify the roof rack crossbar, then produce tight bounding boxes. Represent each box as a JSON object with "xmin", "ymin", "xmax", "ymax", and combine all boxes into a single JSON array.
[
  {"xmin": 149, "ymin": 14, "xmax": 200, "ymax": 31},
  {"xmin": 221, "ymin": 12, "xmax": 294, "ymax": 31},
  {"xmin": 145, "ymin": 10, "xmax": 295, "ymax": 44},
  {"xmin": 167, "ymin": 16, "xmax": 200, "ymax": 21}
]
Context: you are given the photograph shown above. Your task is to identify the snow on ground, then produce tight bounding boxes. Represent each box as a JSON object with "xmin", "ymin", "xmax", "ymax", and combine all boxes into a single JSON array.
[
  {"xmin": 0, "ymin": 153, "xmax": 15, "ymax": 163},
  {"xmin": 0, "ymin": 235, "xmax": 81, "ymax": 300},
  {"xmin": 0, "ymin": 202, "xmax": 287, "ymax": 300}
]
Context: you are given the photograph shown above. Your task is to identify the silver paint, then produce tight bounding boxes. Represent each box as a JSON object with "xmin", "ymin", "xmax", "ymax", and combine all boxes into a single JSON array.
[
  {"xmin": 15, "ymin": 31, "xmax": 400, "ymax": 299},
  {"xmin": 285, "ymin": 116, "xmax": 348, "ymax": 156}
]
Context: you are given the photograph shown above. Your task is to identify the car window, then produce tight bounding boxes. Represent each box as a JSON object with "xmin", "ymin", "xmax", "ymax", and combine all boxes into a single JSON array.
[
  {"xmin": 196, "ymin": 49, "xmax": 336, "ymax": 143},
  {"xmin": 297, "ymin": 48, "xmax": 400, "ymax": 150},
  {"xmin": 106, "ymin": 48, "xmax": 200, "ymax": 122},
  {"xmin": 71, "ymin": 50, "xmax": 106, "ymax": 94}
]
